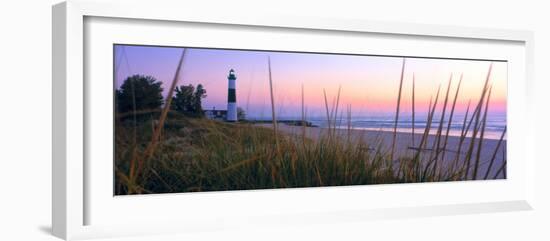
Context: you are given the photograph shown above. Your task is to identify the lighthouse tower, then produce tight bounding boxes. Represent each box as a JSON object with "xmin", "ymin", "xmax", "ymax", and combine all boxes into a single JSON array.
[{"xmin": 226, "ymin": 69, "xmax": 238, "ymax": 122}]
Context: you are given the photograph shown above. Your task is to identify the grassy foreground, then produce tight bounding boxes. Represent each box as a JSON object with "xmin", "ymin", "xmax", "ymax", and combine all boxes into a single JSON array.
[{"xmin": 115, "ymin": 112, "xmax": 401, "ymax": 194}]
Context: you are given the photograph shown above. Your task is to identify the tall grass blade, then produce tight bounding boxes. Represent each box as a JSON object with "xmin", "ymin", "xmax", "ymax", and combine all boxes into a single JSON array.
[
  {"xmin": 484, "ymin": 126, "xmax": 507, "ymax": 180},
  {"xmin": 472, "ymin": 86, "xmax": 492, "ymax": 179},
  {"xmin": 414, "ymin": 97, "xmax": 432, "ymax": 178},
  {"xmin": 411, "ymin": 73, "xmax": 416, "ymax": 147},
  {"xmin": 414, "ymin": 85, "xmax": 440, "ymax": 181},
  {"xmin": 420, "ymin": 85, "xmax": 441, "ymax": 179},
  {"xmin": 390, "ymin": 58, "xmax": 406, "ymax": 164},
  {"xmin": 323, "ymin": 89, "xmax": 331, "ymax": 136},
  {"xmin": 464, "ymin": 63, "xmax": 492, "ymax": 179},
  {"xmin": 333, "ymin": 85, "xmax": 342, "ymax": 137},
  {"xmin": 441, "ymin": 74, "xmax": 462, "ymax": 163},
  {"xmin": 137, "ymin": 48, "xmax": 187, "ymax": 187},
  {"xmin": 493, "ymin": 158, "xmax": 507, "ymax": 179},
  {"xmin": 431, "ymin": 74, "xmax": 453, "ymax": 177},
  {"xmin": 346, "ymin": 104, "xmax": 352, "ymax": 144},
  {"xmin": 451, "ymin": 100, "xmax": 470, "ymax": 174},
  {"xmin": 301, "ymin": 83, "xmax": 306, "ymax": 146},
  {"xmin": 267, "ymin": 56, "xmax": 281, "ymax": 157}
]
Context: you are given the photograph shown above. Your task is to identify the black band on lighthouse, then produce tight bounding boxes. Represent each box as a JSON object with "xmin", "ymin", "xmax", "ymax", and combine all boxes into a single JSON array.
[{"xmin": 228, "ymin": 89, "xmax": 236, "ymax": 102}]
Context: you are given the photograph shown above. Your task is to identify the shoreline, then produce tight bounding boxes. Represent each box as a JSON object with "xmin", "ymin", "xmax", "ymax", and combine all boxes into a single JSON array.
[
  {"xmin": 253, "ymin": 121, "xmax": 505, "ymax": 140},
  {"xmin": 256, "ymin": 123, "xmax": 506, "ymax": 179}
]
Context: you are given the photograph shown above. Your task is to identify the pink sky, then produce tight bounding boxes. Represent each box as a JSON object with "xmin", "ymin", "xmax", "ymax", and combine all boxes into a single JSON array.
[{"xmin": 115, "ymin": 45, "xmax": 507, "ymax": 119}]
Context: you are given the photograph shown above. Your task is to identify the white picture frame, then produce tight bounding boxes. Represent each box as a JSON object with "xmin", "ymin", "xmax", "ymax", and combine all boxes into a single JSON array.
[{"xmin": 52, "ymin": 0, "xmax": 535, "ymax": 240}]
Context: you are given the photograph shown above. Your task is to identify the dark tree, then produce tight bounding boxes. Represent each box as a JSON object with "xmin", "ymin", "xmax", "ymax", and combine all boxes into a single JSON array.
[
  {"xmin": 193, "ymin": 84, "xmax": 207, "ymax": 114},
  {"xmin": 116, "ymin": 75, "xmax": 164, "ymax": 113},
  {"xmin": 171, "ymin": 85, "xmax": 195, "ymax": 114},
  {"xmin": 237, "ymin": 107, "xmax": 246, "ymax": 121},
  {"xmin": 171, "ymin": 84, "xmax": 207, "ymax": 117}
]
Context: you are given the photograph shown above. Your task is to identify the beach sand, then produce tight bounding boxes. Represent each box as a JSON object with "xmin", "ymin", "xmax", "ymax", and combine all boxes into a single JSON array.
[{"xmin": 257, "ymin": 123, "xmax": 506, "ymax": 179}]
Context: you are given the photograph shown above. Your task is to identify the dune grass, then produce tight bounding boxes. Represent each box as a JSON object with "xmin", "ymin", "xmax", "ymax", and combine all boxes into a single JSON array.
[
  {"xmin": 116, "ymin": 113, "xmax": 395, "ymax": 194},
  {"xmin": 114, "ymin": 58, "xmax": 506, "ymax": 195}
]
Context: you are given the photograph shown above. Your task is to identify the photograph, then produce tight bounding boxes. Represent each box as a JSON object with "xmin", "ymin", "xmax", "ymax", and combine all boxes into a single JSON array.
[{"xmin": 113, "ymin": 44, "xmax": 507, "ymax": 195}]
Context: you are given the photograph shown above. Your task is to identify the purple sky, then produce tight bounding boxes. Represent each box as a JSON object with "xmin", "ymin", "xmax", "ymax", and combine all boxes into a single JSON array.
[{"xmin": 114, "ymin": 45, "xmax": 507, "ymax": 119}]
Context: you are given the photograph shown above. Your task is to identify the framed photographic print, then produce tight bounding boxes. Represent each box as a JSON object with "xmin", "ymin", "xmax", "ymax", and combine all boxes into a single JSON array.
[
  {"xmin": 53, "ymin": 0, "xmax": 535, "ymax": 240},
  {"xmin": 113, "ymin": 44, "xmax": 507, "ymax": 195}
]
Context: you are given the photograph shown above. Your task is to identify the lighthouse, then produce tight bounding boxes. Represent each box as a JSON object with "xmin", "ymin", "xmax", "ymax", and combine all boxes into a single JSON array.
[{"xmin": 226, "ymin": 69, "xmax": 238, "ymax": 122}]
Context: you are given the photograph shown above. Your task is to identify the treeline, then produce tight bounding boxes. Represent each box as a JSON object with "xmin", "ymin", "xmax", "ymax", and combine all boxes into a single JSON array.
[{"xmin": 115, "ymin": 74, "xmax": 207, "ymax": 118}]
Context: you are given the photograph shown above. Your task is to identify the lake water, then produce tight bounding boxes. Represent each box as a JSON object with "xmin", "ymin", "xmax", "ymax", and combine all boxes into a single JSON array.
[
  {"xmin": 246, "ymin": 113, "xmax": 506, "ymax": 140},
  {"xmin": 304, "ymin": 114, "xmax": 506, "ymax": 140}
]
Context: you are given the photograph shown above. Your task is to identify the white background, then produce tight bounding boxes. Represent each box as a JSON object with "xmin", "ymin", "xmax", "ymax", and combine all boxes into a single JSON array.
[
  {"xmin": 85, "ymin": 15, "xmax": 528, "ymax": 230},
  {"xmin": 1, "ymin": 0, "xmax": 548, "ymax": 240}
]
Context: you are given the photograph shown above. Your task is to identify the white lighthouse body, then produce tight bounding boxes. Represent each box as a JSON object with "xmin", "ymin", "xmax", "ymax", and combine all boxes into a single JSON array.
[{"xmin": 226, "ymin": 69, "xmax": 238, "ymax": 122}]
